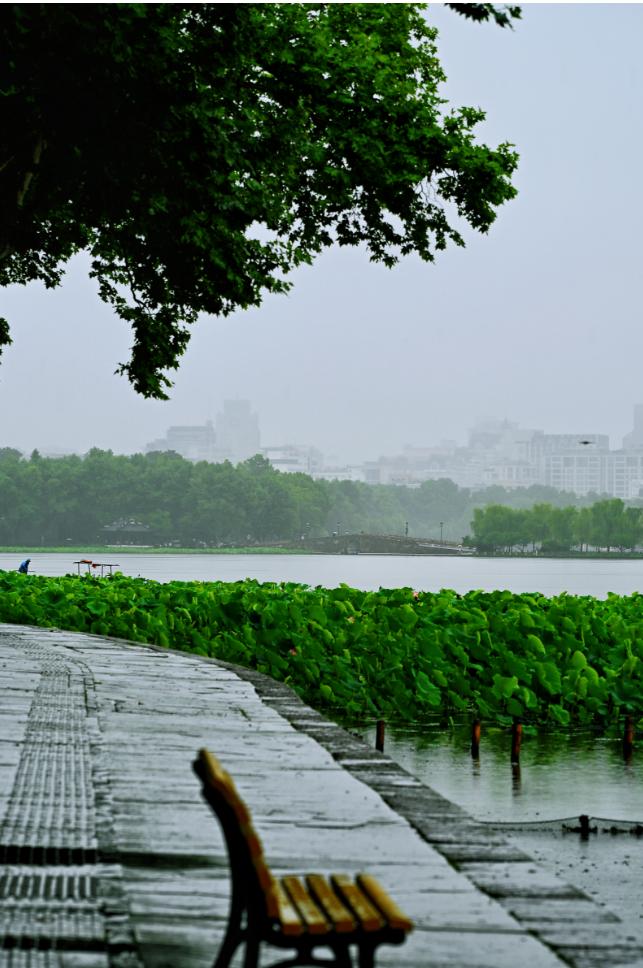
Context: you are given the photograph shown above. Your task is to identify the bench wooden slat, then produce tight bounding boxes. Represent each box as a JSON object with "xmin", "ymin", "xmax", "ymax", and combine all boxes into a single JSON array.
[
  {"xmin": 281, "ymin": 876, "xmax": 331, "ymax": 935},
  {"xmin": 330, "ymin": 874, "xmax": 385, "ymax": 932},
  {"xmin": 356, "ymin": 874, "xmax": 414, "ymax": 933},
  {"xmin": 273, "ymin": 881, "xmax": 305, "ymax": 937},
  {"xmin": 305, "ymin": 874, "xmax": 357, "ymax": 933}
]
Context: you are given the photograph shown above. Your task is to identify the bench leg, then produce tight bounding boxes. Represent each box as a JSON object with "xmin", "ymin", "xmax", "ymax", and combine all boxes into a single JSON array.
[
  {"xmin": 242, "ymin": 935, "xmax": 261, "ymax": 968},
  {"xmin": 333, "ymin": 943, "xmax": 353, "ymax": 968},
  {"xmin": 266, "ymin": 949, "xmax": 353, "ymax": 968},
  {"xmin": 357, "ymin": 943, "xmax": 376, "ymax": 968},
  {"xmin": 214, "ymin": 926, "xmax": 244, "ymax": 968}
]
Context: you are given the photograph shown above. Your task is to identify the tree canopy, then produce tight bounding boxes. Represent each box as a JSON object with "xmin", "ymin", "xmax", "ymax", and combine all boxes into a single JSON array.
[
  {"xmin": 1, "ymin": 3, "xmax": 519, "ymax": 397},
  {"xmin": 0, "ymin": 447, "xmax": 616, "ymax": 550},
  {"xmin": 471, "ymin": 500, "xmax": 643, "ymax": 553}
]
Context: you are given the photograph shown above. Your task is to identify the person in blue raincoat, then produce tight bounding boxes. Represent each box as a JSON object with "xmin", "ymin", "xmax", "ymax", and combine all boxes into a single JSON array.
[{"xmin": 18, "ymin": 558, "xmax": 31, "ymax": 574}]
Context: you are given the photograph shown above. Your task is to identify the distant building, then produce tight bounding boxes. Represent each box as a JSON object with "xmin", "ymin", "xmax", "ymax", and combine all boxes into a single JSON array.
[
  {"xmin": 360, "ymin": 422, "xmax": 618, "ymax": 495},
  {"xmin": 603, "ymin": 452, "xmax": 643, "ymax": 498},
  {"xmin": 142, "ymin": 405, "xmax": 643, "ymax": 499},
  {"xmin": 533, "ymin": 433, "xmax": 609, "ymax": 456},
  {"xmin": 623, "ymin": 405, "xmax": 643, "ymax": 450},
  {"xmin": 263, "ymin": 445, "xmax": 323, "ymax": 475},
  {"xmin": 146, "ymin": 420, "xmax": 217, "ymax": 462},
  {"xmin": 538, "ymin": 452, "xmax": 604, "ymax": 495},
  {"xmin": 145, "ymin": 400, "xmax": 261, "ymax": 465},
  {"xmin": 481, "ymin": 462, "xmax": 540, "ymax": 489},
  {"xmin": 215, "ymin": 400, "xmax": 260, "ymax": 464},
  {"xmin": 313, "ymin": 465, "xmax": 366, "ymax": 483}
]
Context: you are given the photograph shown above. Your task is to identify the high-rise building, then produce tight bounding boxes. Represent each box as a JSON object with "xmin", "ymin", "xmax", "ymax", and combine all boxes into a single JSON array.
[
  {"xmin": 215, "ymin": 400, "xmax": 261, "ymax": 463},
  {"xmin": 145, "ymin": 401, "xmax": 261, "ymax": 464},
  {"xmin": 623, "ymin": 405, "xmax": 643, "ymax": 450}
]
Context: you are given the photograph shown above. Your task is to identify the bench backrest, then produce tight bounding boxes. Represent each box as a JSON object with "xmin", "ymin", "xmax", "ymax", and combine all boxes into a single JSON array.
[{"xmin": 193, "ymin": 748, "xmax": 280, "ymax": 921}]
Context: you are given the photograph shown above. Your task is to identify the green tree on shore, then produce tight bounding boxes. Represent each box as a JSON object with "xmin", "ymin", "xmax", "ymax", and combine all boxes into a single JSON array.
[
  {"xmin": 471, "ymin": 499, "xmax": 643, "ymax": 553},
  {"xmin": 8, "ymin": 447, "xmax": 634, "ymax": 551}
]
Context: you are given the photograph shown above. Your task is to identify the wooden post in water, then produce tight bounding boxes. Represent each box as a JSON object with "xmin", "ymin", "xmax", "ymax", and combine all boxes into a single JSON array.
[
  {"xmin": 623, "ymin": 714, "xmax": 634, "ymax": 759},
  {"xmin": 471, "ymin": 719, "xmax": 481, "ymax": 758},
  {"xmin": 511, "ymin": 720, "xmax": 522, "ymax": 764},
  {"xmin": 375, "ymin": 719, "xmax": 385, "ymax": 753}
]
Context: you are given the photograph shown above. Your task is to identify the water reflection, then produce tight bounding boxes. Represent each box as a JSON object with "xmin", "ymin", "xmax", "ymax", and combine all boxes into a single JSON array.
[
  {"xmin": 353, "ymin": 722, "xmax": 643, "ymax": 823},
  {"xmin": 348, "ymin": 720, "xmax": 643, "ymax": 940},
  {"xmin": 511, "ymin": 761, "xmax": 522, "ymax": 797}
]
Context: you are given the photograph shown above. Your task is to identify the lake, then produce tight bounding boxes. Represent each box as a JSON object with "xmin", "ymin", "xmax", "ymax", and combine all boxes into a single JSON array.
[
  {"xmin": 356, "ymin": 722, "xmax": 643, "ymax": 940},
  {"xmin": 4, "ymin": 551, "xmax": 643, "ymax": 597},
  {"xmin": 358, "ymin": 723, "xmax": 642, "ymax": 825}
]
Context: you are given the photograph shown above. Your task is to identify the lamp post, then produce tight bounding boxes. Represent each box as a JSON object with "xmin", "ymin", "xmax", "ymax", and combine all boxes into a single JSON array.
[{"xmin": 440, "ymin": 521, "xmax": 444, "ymax": 543}]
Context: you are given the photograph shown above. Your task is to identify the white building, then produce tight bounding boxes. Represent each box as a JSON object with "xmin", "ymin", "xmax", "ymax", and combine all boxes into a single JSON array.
[
  {"xmin": 313, "ymin": 466, "xmax": 366, "ymax": 483},
  {"xmin": 262, "ymin": 445, "xmax": 323, "ymax": 475},
  {"xmin": 146, "ymin": 421, "xmax": 217, "ymax": 462}
]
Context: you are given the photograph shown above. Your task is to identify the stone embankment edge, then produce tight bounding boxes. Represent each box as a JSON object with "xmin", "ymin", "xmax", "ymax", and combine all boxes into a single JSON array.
[{"xmin": 49, "ymin": 628, "xmax": 643, "ymax": 968}]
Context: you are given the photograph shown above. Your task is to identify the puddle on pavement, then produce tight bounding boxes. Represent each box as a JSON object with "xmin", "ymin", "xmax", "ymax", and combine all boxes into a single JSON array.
[{"xmin": 349, "ymin": 722, "xmax": 643, "ymax": 938}]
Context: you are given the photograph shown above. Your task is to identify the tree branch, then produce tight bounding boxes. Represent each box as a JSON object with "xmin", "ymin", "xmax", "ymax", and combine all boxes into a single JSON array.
[{"xmin": 16, "ymin": 137, "xmax": 45, "ymax": 209}]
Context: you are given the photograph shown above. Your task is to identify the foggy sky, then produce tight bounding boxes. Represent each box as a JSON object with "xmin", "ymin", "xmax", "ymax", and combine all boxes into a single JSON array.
[{"xmin": 1, "ymin": 4, "xmax": 643, "ymax": 463}]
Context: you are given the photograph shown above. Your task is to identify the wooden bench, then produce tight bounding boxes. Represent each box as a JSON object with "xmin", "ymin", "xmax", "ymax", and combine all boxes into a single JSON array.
[{"xmin": 193, "ymin": 748, "xmax": 413, "ymax": 968}]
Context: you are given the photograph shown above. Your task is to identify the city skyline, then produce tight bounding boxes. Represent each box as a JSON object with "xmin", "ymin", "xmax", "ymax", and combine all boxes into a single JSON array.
[
  {"xmin": 7, "ymin": 401, "xmax": 643, "ymax": 462},
  {"xmin": 8, "ymin": 402, "xmax": 643, "ymax": 502}
]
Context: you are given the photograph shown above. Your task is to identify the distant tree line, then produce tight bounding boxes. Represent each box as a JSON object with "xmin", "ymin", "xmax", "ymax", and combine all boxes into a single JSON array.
[
  {"xmin": 0, "ymin": 447, "xmax": 629, "ymax": 549},
  {"xmin": 471, "ymin": 500, "xmax": 643, "ymax": 553}
]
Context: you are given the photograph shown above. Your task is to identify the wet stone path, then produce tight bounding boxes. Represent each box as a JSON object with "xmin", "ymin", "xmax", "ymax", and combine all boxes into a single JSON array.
[{"xmin": 1, "ymin": 624, "xmax": 642, "ymax": 968}]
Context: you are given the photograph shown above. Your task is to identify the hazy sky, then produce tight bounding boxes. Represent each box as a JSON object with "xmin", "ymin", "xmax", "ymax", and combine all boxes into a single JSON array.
[{"xmin": 2, "ymin": 4, "xmax": 643, "ymax": 462}]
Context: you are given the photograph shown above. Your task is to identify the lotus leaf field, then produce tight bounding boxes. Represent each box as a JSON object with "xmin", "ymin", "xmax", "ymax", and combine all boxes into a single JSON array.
[{"xmin": 1, "ymin": 571, "xmax": 642, "ymax": 728}]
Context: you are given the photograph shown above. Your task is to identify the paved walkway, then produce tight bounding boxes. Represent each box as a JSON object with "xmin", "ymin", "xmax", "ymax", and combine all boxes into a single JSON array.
[{"xmin": 1, "ymin": 624, "xmax": 642, "ymax": 968}]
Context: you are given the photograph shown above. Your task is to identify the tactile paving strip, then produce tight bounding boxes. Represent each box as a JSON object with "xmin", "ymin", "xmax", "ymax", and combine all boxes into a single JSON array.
[
  {"xmin": 0, "ymin": 655, "xmax": 96, "ymax": 855},
  {"xmin": 0, "ymin": 635, "xmax": 138, "ymax": 965},
  {"xmin": 0, "ymin": 951, "xmax": 108, "ymax": 968}
]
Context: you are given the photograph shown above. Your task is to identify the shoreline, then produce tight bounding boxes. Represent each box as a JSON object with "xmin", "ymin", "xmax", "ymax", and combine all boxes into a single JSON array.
[{"xmin": 4, "ymin": 545, "xmax": 643, "ymax": 561}]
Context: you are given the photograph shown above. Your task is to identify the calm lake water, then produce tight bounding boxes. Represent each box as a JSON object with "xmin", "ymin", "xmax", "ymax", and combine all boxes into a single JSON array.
[
  {"xmin": 357, "ymin": 723, "xmax": 643, "ymax": 937},
  {"xmin": 4, "ymin": 551, "xmax": 643, "ymax": 597},
  {"xmin": 359, "ymin": 723, "xmax": 643, "ymax": 824}
]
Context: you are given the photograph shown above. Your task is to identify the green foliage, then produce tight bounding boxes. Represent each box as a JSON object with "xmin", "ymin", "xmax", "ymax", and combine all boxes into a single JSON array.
[
  {"xmin": 0, "ymin": 3, "xmax": 518, "ymax": 397},
  {"xmin": 446, "ymin": 4, "xmax": 521, "ymax": 29},
  {"xmin": 0, "ymin": 449, "xmax": 613, "ymax": 548},
  {"xmin": 472, "ymin": 499, "xmax": 643, "ymax": 553},
  {"xmin": 1, "ymin": 571, "xmax": 642, "ymax": 728}
]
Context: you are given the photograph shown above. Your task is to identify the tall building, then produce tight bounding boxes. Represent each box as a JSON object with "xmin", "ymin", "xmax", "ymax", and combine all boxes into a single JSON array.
[
  {"xmin": 215, "ymin": 400, "xmax": 261, "ymax": 463},
  {"xmin": 145, "ymin": 400, "xmax": 260, "ymax": 464},
  {"xmin": 623, "ymin": 405, "xmax": 643, "ymax": 450}
]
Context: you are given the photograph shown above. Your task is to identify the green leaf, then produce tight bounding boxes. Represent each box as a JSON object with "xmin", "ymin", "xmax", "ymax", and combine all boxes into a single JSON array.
[
  {"xmin": 536, "ymin": 661, "xmax": 561, "ymax": 696},
  {"xmin": 549, "ymin": 704, "xmax": 570, "ymax": 726},
  {"xmin": 492, "ymin": 674, "xmax": 519, "ymax": 699}
]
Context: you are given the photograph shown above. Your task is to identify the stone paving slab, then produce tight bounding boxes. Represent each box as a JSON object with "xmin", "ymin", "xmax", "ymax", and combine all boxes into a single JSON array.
[
  {"xmin": 459, "ymin": 861, "xmax": 582, "ymax": 898},
  {"xmin": 0, "ymin": 625, "xmax": 640, "ymax": 968}
]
